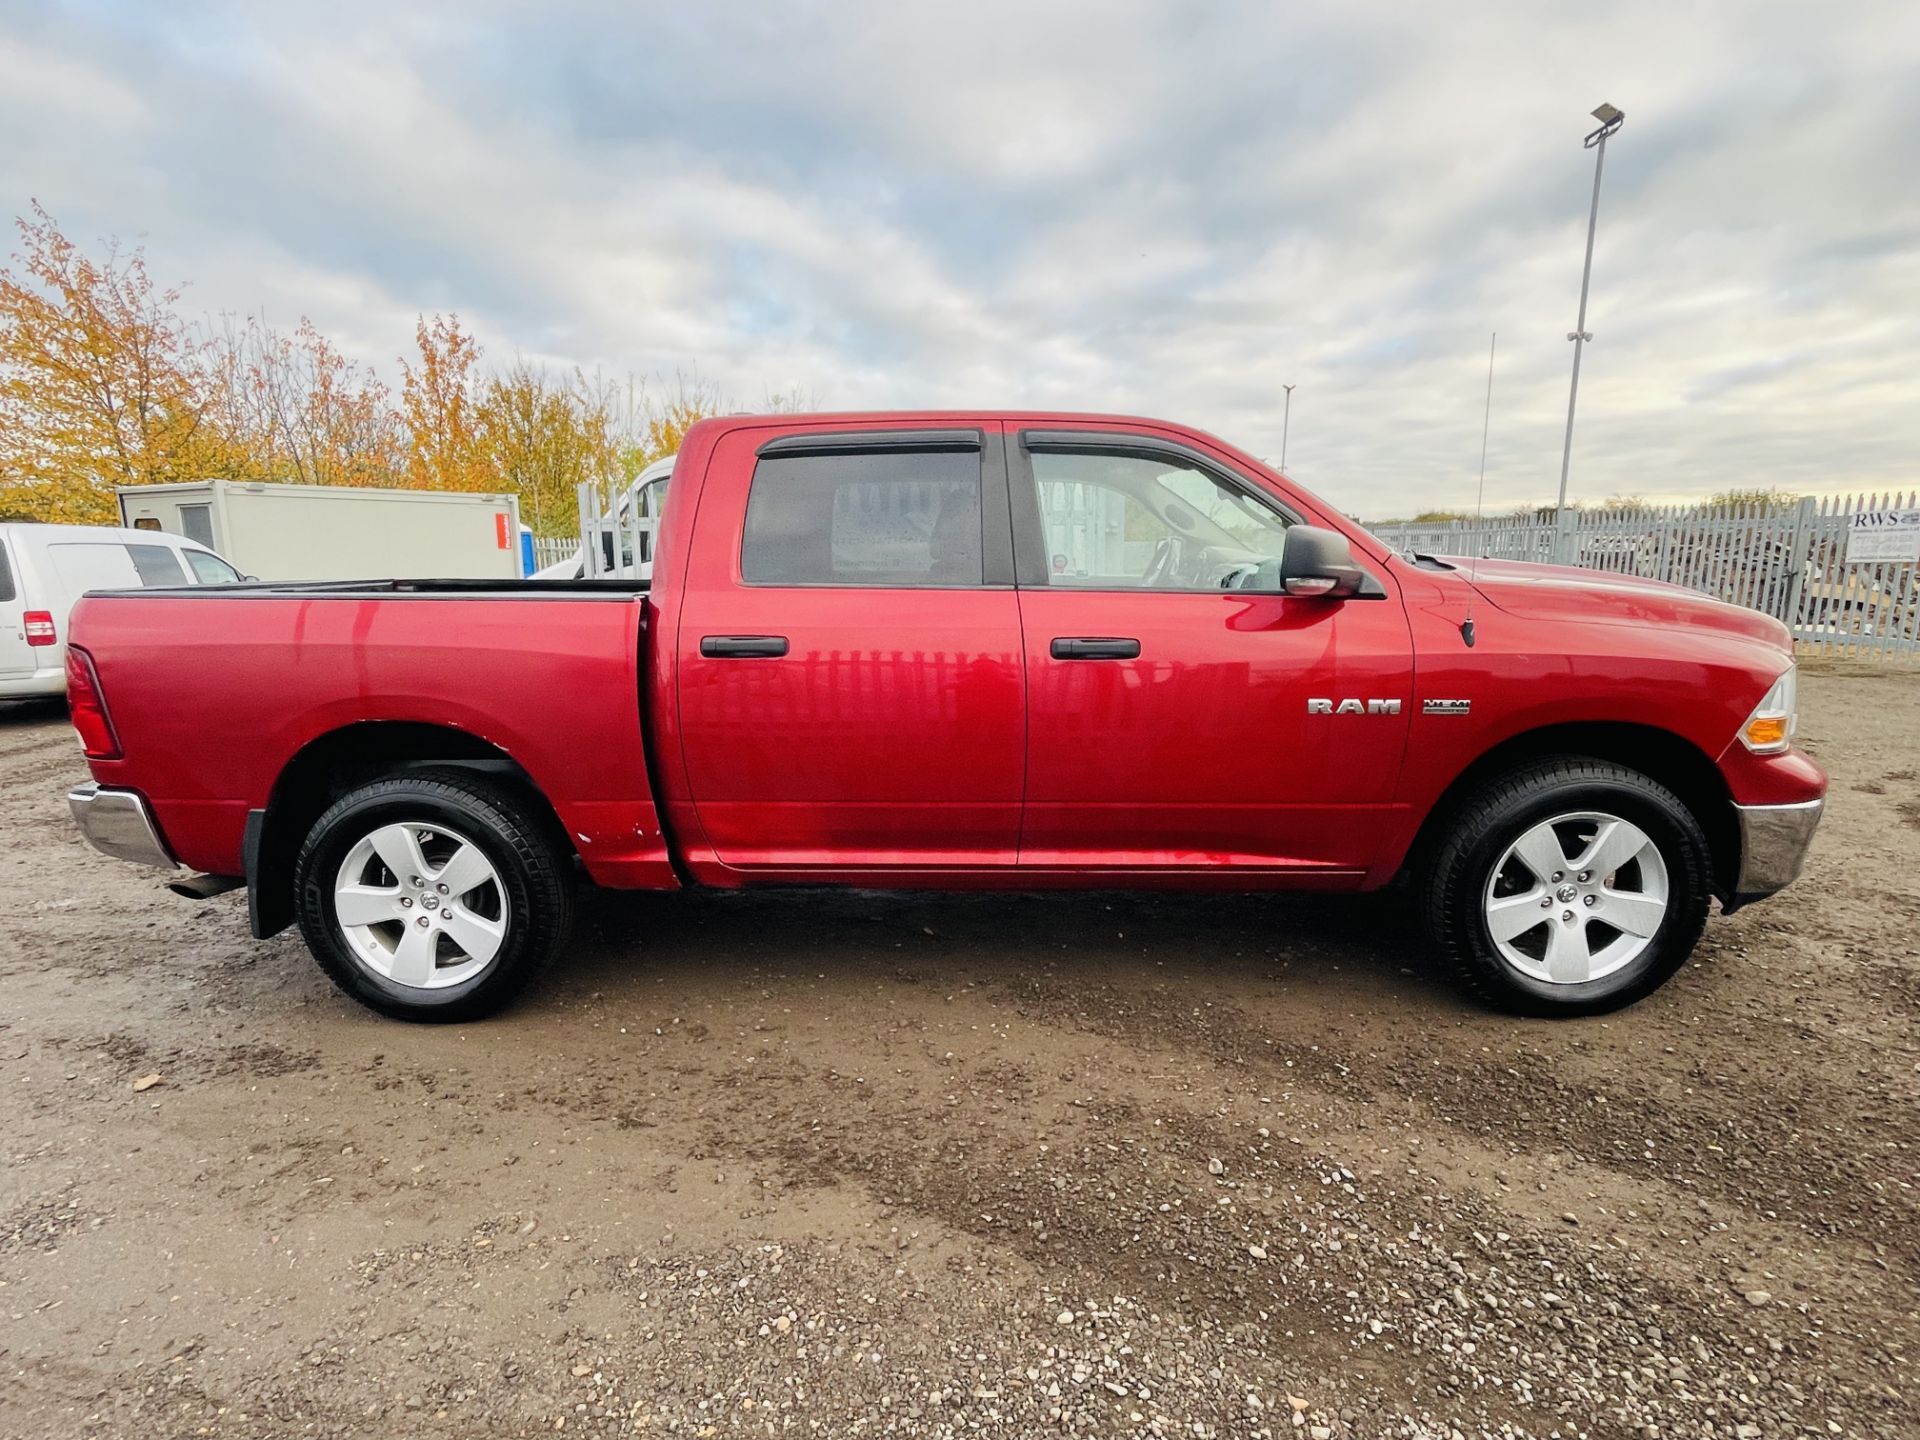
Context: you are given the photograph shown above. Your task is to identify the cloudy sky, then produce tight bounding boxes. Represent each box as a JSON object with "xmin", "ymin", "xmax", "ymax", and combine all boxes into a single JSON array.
[{"xmin": 2, "ymin": 0, "xmax": 1916, "ymax": 516}]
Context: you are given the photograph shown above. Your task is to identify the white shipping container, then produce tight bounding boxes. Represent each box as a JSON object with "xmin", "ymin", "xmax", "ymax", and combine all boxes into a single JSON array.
[{"xmin": 116, "ymin": 479, "xmax": 524, "ymax": 582}]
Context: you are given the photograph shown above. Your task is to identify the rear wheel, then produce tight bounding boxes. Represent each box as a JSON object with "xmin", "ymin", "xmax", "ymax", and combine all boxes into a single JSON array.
[
  {"xmin": 1421, "ymin": 759, "xmax": 1711, "ymax": 1015},
  {"xmin": 294, "ymin": 769, "xmax": 572, "ymax": 1021}
]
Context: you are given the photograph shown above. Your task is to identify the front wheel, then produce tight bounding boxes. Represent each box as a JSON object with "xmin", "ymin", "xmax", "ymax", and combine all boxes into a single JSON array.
[
  {"xmin": 1421, "ymin": 758, "xmax": 1712, "ymax": 1016},
  {"xmin": 294, "ymin": 768, "xmax": 572, "ymax": 1022}
]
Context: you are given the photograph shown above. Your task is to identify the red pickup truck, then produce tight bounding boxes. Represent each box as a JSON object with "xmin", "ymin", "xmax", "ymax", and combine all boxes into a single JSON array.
[{"xmin": 64, "ymin": 412, "xmax": 1825, "ymax": 1021}]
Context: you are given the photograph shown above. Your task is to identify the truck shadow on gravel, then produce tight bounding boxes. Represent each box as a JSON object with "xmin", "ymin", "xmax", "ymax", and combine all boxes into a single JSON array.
[{"xmin": 562, "ymin": 882, "xmax": 1456, "ymax": 1007}]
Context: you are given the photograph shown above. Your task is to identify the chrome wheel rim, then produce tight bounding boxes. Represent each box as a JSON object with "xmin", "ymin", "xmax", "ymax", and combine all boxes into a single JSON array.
[
  {"xmin": 333, "ymin": 823, "xmax": 508, "ymax": 989},
  {"xmin": 1483, "ymin": 810, "xmax": 1669, "ymax": 986}
]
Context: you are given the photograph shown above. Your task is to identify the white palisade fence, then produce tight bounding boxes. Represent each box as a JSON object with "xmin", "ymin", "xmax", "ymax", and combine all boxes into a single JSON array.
[
  {"xmin": 530, "ymin": 536, "xmax": 578, "ymax": 571},
  {"xmin": 1368, "ymin": 492, "xmax": 1920, "ymax": 665}
]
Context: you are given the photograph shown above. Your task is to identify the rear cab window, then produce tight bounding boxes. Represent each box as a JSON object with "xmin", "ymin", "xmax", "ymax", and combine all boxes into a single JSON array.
[
  {"xmin": 742, "ymin": 444, "xmax": 989, "ymax": 587},
  {"xmin": 0, "ymin": 538, "xmax": 15, "ymax": 603}
]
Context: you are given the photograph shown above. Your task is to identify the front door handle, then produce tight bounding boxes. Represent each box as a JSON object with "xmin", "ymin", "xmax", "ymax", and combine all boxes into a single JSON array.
[
  {"xmin": 1050, "ymin": 637, "xmax": 1141, "ymax": 660},
  {"xmin": 700, "ymin": 635, "xmax": 790, "ymax": 659}
]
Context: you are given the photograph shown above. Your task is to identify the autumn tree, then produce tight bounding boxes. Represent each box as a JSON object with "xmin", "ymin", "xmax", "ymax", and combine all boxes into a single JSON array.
[
  {"xmin": 399, "ymin": 313, "xmax": 493, "ymax": 492},
  {"xmin": 477, "ymin": 361, "xmax": 620, "ymax": 536},
  {"xmin": 207, "ymin": 314, "xmax": 402, "ymax": 488},
  {"xmin": 0, "ymin": 203, "xmax": 224, "ymax": 523},
  {"xmin": 1, "ymin": 207, "xmax": 823, "ymax": 531}
]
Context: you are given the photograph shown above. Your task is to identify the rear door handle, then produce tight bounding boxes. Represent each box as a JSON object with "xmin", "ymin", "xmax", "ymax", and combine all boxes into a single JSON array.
[
  {"xmin": 1050, "ymin": 637, "xmax": 1141, "ymax": 660},
  {"xmin": 700, "ymin": 635, "xmax": 790, "ymax": 659}
]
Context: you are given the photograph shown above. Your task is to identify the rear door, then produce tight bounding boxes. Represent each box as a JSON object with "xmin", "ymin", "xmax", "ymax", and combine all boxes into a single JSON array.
[
  {"xmin": 45, "ymin": 542, "xmax": 141, "ymax": 596},
  {"xmin": 672, "ymin": 423, "xmax": 1026, "ymax": 871},
  {"xmin": 0, "ymin": 534, "xmax": 34, "ymax": 677},
  {"xmin": 1009, "ymin": 428, "xmax": 1414, "ymax": 875}
]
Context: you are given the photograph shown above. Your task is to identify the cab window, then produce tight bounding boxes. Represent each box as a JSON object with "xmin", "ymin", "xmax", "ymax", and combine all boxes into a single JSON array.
[
  {"xmin": 126, "ymin": 544, "xmax": 187, "ymax": 587},
  {"xmin": 1030, "ymin": 450, "xmax": 1290, "ymax": 590},
  {"xmin": 184, "ymin": 549, "xmax": 243, "ymax": 584},
  {"xmin": 743, "ymin": 448, "xmax": 984, "ymax": 587}
]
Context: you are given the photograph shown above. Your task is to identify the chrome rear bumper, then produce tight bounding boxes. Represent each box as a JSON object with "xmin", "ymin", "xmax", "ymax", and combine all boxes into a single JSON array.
[
  {"xmin": 68, "ymin": 783, "xmax": 179, "ymax": 869},
  {"xmin": 1732, "ymin": 798, "xmax": 1823, "ymax": 897}
]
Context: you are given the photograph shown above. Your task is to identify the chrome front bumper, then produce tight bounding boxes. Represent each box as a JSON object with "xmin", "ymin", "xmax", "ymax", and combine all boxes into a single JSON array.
[
  {"xmin": 1732, "ymin": 798, "xmax": 1824, "ymax": 897},
  {"xmin": 68, "ymin": 783, "xmax": 179, "ymax": 869}
]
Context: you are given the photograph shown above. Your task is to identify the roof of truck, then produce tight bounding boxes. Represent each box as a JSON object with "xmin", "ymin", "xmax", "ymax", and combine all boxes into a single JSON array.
[
  {"xmin": 684, "ymin": 410, "xmax": 1276, "ymax": 475},
  {"xmin": 705, "ymin": 408, "xmax": 1198, "ymax": 428}
]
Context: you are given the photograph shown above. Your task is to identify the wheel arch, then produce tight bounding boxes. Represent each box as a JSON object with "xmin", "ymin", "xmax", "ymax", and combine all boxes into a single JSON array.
[
  {"xmin": 1400, "ymin": 722, "xmax": 1736, "ymax": 899},
  {"xmin": 248, "ymin": 721, "xmax": 573, "ymax": 939}
]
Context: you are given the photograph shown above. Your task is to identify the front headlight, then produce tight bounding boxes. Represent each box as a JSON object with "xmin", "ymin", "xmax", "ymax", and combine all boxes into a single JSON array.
[{"xmin": 1738, "ymin": 665, "xmax": 1798, "ymax": 753}]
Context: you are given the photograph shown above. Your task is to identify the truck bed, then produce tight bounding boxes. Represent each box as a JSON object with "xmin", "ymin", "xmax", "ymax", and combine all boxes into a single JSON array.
[
  {"xmin": 83, "ymin": 577, "xmax": 651, "ymax": 599},
  {"xmin": 68, "ymin": 583, "xmax": 673, "ymax": 897}
]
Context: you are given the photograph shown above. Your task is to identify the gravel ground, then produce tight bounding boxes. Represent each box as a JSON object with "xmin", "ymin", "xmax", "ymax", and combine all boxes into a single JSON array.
[{"xmin": 1, "ymin": 666, "xmax": 1916, "ymax": 1439}]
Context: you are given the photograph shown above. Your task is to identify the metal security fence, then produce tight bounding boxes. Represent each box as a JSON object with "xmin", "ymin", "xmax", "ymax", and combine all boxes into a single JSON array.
[
  {"xmin": 531, "ymin": 536, "xmax": 578, "ymax": 571},
  {"xmin": 1367, "ymin": 492, "xmax": 1920, "ymax": 664}
]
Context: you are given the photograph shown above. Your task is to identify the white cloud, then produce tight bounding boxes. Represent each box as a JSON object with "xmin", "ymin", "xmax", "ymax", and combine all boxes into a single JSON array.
[{"xmin": 2, "ymin": 0, "xmax": 1916, "ymax": 514}]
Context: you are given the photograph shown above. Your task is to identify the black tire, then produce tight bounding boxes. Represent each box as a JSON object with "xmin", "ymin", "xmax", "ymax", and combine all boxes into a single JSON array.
[
  {"xmin": 1420, "ymin": 758, "xmax": 1712, "ymax": 1016},
  {"xmin": 294, "ymin": 768, "xmax": 572, "ymax": 1022}
]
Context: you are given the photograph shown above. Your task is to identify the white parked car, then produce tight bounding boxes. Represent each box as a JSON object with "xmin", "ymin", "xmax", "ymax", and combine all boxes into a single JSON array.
[{"xmin": 0, "ymin": 523, "xmax": 243, "ymax": 698}]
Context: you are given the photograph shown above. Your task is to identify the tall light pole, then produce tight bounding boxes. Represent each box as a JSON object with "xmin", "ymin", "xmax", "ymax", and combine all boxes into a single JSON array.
[
  {"xmin": 1554, "ymin": 102, "xmax": 1624, "ymax": 561},
  {"xmin": 1280, "ymin": 384, "xmax": 1296, "ymax": 471}
]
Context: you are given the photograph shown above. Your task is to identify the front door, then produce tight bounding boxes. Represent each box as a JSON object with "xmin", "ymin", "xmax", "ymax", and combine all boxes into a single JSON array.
[
  {"xmin": 1011, "ymin": 430, "xmax": 1413, "ymax": 875},
  {"xmin": 674, "ymin": 423, "xmax": 1026, "ymax": 871}
]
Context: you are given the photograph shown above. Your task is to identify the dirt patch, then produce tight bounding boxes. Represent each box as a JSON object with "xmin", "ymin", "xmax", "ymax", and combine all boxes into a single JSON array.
[{"xmin": 1, "ymin": 674, "xmax": 1917, "ymax": 1438}]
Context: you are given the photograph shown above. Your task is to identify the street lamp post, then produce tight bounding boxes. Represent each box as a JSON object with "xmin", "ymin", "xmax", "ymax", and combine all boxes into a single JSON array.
[
  {"xmin": 1280, "ymin": 384, "xmax": 1296, "ymax": 472},
  {"xmin": 1554, "ymin": 102, "xmax": 1624, "ymax": 563}
]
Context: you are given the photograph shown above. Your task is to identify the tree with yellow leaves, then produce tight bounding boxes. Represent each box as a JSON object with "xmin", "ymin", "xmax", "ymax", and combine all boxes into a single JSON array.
[
  {"xmin": 0, "ymin": 203, "xmax": 226, "ymax": 523},
  {"xmin": 477, "ymin": 361, "xmax": 620, "ymax": 536},
  {"xmin": 399, "ymin": 313, "xmax": 493, "ymax": 493},
  {"xmin": 1, "ymin": 207, "xmax": 823, "ymax": 532}
]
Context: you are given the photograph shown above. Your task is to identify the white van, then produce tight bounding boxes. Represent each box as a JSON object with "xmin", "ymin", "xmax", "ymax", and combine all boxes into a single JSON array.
[{"xmin": 0, "ymin": 523, "xmax": 243, "ymax": 698}]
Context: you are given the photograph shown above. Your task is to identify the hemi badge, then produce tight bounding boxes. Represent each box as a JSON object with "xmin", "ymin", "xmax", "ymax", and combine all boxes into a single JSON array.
[{"xmin": 1423, "ymin": 699, "xmax": 1471, "ymax": 716}]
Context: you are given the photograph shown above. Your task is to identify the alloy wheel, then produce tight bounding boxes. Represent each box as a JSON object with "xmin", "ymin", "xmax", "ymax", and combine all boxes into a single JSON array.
[
  {"xmin": 1482, "ymin": 810, "xmax": 1669, "ymax": 985},
  {"xmin": 332, "ymin": 822, "xmax": 509, "ymax": 989}
]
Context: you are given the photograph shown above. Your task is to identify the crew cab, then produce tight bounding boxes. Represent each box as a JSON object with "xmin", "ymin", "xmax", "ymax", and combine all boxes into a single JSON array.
[{"xmin": 63, "ymin": 412, "xmax": 1826, "ymax": 1021}]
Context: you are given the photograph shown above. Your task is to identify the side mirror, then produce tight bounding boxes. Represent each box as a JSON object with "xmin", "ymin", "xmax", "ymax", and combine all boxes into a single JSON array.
[{"xmin": 1278, "ymin": 525, "xmax": 1366, "ymax": 599}]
